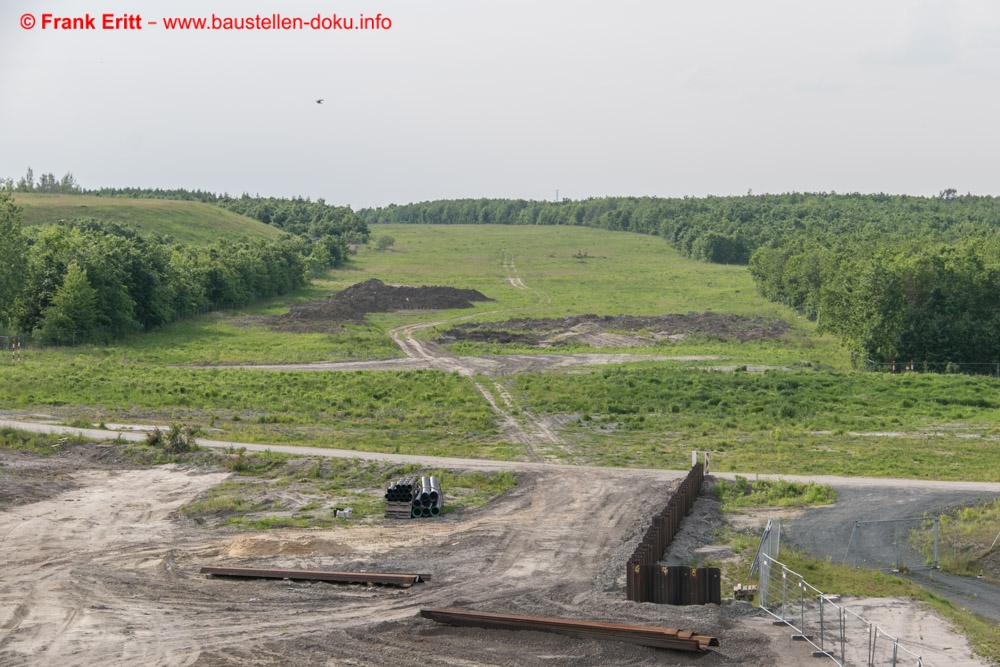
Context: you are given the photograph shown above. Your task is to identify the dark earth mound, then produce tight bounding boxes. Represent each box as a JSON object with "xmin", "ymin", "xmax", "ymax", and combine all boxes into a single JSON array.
[
  {"xmin": 440, "ymin": 312, "xmax": 790, "ymax": 346},
  {"xmin": 246, "ymin": 279, "xmax": 493, "ymax": 333}
]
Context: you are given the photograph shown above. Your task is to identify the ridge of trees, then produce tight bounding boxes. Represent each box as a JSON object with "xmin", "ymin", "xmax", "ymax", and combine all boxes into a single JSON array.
[
  {"xmin": 361, "ymin": 193, "xmax": 1000, "ymax": 363},
  {"xmin": 8, "ymin": 165, "xmax": 1000, "ymax": 364},
  {"xmin": 0, "ymin": 192, "xmax": 349, "ymax": 344}
]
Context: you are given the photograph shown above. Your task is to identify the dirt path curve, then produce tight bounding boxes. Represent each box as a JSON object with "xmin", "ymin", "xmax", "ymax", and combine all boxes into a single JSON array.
[{"xmin": 379, "ymin": 250, "xmax": 564, "ymax": 456}]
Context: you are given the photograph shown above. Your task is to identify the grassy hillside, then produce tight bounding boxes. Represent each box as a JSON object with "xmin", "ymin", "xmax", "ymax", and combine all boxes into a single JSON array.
[
  {"xmin": 5, "ymin": 223, "xmax": 1000, "ymax": 480},
  {"xmin": 12, "ymin": 193, "xmax": 282, "ymax": 244}
]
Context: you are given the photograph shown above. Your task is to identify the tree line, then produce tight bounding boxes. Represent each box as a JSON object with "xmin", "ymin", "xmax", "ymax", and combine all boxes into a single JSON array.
[
  {"xmin": 9, "ymin": 165, "xmax": 1000, "ymax": 364},
  {"xmin": 0, "ymin": 192, "xmax": 364, "ymax": 344},
  {"xmin": 361, "ymin": 193, "xmax": 1000, "ymax": 364}
]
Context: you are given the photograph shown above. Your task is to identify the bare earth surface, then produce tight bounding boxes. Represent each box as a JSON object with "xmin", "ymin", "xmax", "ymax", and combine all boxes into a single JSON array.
[{"xmin": 0, "ymin": 442, "xmax": 992, "ymax": 667}]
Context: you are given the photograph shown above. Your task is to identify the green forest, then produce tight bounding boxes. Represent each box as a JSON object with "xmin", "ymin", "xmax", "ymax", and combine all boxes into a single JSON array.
[
  {"xmin": 0, "ymin": 188, "xmax": 369, "ymax": 344},
  {"xmin": 360, "ymin": 193, "xmax": 1000, "ymax": 364},
  {"xmin": 6, "ymin": 165, "xmax": 1000, "ymax": 365}
]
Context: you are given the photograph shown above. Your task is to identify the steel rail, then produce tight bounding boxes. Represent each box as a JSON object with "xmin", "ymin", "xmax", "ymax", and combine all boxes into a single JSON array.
[
  {"xmin": 419, "ymin": 608, "xmax": 719, "ymax": 652},
  {"xmin": 200, "ymin": 566, "xmax": 429, "ymax": 587}
]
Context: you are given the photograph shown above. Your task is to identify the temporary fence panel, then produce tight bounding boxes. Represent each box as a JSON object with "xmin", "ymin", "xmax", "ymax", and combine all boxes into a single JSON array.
[
  {"xmin": 754, "ymin": 553, "xmax": 924, "ymax": 666},
  {"xmin": 846, "ymin": 518, "xmax": 938, "ymax": 572}
]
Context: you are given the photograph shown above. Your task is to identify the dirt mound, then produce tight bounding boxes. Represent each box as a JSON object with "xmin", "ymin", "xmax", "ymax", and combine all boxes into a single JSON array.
[
  {"xmin": 335, "ymin": 278, "xmax": 492, "ymax": 313},
  {"xmin": 440, "ymin": 312, "xmax": 790, "ymax": 347},
  {"xmin": 223, "ymin": 535, "xmax": 353, "ymax": 558},
  {"xmin": 243, "ymin": 279, "xmax": 493, "ymax": 333}
]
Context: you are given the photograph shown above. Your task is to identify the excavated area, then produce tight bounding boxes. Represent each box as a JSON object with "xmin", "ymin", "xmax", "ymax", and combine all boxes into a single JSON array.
[
  {"xmin": 0, "ymin": 445, "xmax": 802, "ymax": 667},
  {"xmin": 439, "ymin": 313, "xmax": 791, "ymax": 348},
  {"xmin": 0, "ymin": 445, "xmax": 988, "ymax": 666},
  {"xmin": 238, "ymin": 279, "xmax": 493, "ymax": 333}
]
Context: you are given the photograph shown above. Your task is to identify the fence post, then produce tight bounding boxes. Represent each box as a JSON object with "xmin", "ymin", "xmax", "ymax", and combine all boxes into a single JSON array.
[
  {"xmin": 775, "ymin": 518, "xmax": 781, "ymax": 558},
  {"xmin": 819, "ymin": 595, "xmax": 825, "ymax": 653},
  {"xmin": 840, "ymin": 607, "xmax": 846, "ymax": 666},
  {"xmin": 894, "ymin": 520, "xmax": 901, "ymax": 571},
  {"xmin": 781, "ymin": 569, "xmax": 787, "ymax": 623},
  {"xmin": 800, "ymin": 580, "xmax": 805, "ymax": 634},
  {"xmin": 854, "ymin": 522, "xmax": 860, "ymax": 568},
  {"xmin": 933, "ymin": 518, "xmax": 939, "ymax": 568}
]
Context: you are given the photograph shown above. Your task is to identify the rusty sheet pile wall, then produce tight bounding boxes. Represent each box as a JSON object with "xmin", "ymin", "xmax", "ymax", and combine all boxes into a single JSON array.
[{"xmin": 626, "ymin": 463, "xmax": 720, "ymax": 604}]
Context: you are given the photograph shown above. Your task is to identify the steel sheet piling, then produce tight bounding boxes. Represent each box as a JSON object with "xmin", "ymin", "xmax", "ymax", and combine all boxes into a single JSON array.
[{"xmin": 625, "ymin": 464, "xmax": 719, "ymax": 605}]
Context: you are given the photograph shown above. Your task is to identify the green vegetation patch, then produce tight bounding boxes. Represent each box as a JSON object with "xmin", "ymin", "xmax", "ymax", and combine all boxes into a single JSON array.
[
  {"xmin": 178, "ymin": 455, "xmax": 518, "ymax": 529},
  {"xmin": 910, "ymin": 498, "xmax": 1000, "ymax": 581},
  {"xmin": 12, "ymin": 193, "xmax": 281, "ymax": 244},
  {"xmin": 0, "ymin": 360, "xmax": 506, "ymax": 456},
  {"xmin": 715, "ymin": 475, "xmax": 835, "ymax": 510},
  {"xmin": 0, "ymin": 426, "xmax": 85, "ymax": 454}
]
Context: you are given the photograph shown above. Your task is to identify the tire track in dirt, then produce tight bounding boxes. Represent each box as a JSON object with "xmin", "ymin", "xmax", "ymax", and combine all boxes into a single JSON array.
[
  {"xmin": 381, "ymin": 249, "xmax": 563, "ymax": 459},
  {"xmin": 0, "ymin": 467, "xmax": 231, "ymax": 666},
  {"xmin": 502, "ymin": 248, "xmax": 551, "ymax": 305}
]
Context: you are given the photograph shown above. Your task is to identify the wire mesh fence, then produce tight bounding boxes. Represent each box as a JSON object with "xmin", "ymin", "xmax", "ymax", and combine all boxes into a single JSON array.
[
  {"xmin": 758, "ymin": 555, "xmax": 926, "ymax": 666},
  {"xmin": 845, "ymin": 518, "xmax": 939, "ymax": 572},
  {"xmin": 755, "ymin": 553, "xmax": 924, "ymax": 666},
  {"xmin": 863, "ymin": 358, "xmax": 1000, "ymax": 377}
]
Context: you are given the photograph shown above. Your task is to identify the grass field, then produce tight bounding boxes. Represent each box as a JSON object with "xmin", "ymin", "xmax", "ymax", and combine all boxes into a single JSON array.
[
  {"xmin": 5, "ymin": 220, "xmax": 1000, "ymax": 659},
  {"xmin": 11, "ymin": 193, "xmax": 281, "ymax": 244},
  {"xmin": 4, "ymin": 223, "xmax": 1000, "ymax": 478}
]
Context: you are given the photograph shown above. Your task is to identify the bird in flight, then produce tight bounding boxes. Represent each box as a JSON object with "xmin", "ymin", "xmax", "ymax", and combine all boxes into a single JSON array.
[{"xmin": 316, "ymin": 99, "xmax": 324, "ymax": 104}]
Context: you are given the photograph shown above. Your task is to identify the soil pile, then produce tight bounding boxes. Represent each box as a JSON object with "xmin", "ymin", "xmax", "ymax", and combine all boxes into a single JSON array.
[
  {"xmin": 440, "ymin": 312, "xmax": 790, "ymax": 347},
  {"xmin": 248, "ymin": 279, "xmax": 493, "ymax": 333},
  {"xmin": 333, "ymin": 279, "xmax": 492, "ymax": 314}
]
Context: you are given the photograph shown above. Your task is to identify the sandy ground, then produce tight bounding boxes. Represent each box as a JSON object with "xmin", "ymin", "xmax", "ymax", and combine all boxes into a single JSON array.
[{"xmin": 0, "ymin": 452, "xmax": 991, "ymax": 667}]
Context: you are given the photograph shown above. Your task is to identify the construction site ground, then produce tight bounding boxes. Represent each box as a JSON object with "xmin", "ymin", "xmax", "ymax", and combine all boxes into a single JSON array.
[
  {"xmin": 2, "ymin": 278, "xmax": 996, "ymax": 665},
  {"xmin": 0, "ymin": 442, "xmax": 991, "ymax": 667}
]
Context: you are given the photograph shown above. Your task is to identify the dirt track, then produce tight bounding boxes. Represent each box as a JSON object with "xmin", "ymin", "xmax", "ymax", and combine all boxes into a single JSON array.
[
  {"xmin": 0, "ymin": 454, "xmax": 796, "ymax": 667},
  {"xmin": 0, "ymin": 436, "xmax": 993, "ymax": 666}
]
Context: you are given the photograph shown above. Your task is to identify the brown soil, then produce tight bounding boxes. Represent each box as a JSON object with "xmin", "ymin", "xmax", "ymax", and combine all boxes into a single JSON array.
[
  {"xmin": 0, "ymin": 442, "xmax": 990, "ymax": 666},
  {"xmin": 239, "ymin": 279, "xmax": 493, "ymax": 333},
  {"xmin": 440, "ymin": 313, "xmax": 791, "ymax": 348},
  {"xmin": 0, "ymin": 445, "xmax": 805, "ymax": 666}
]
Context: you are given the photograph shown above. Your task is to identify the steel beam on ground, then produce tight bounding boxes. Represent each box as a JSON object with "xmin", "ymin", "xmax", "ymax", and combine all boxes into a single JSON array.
[
  {"xmin": 419, "ymin": 608, "xmax": 719, "ymax": 652},
  {"xmin": 199, "ymin": 566, "xmax": 427, "ymax": 587}
]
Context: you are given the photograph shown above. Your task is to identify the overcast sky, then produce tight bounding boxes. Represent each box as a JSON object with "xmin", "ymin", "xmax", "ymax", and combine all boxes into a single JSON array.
[{"xmin": 2, "ymin": 0, "xmax": 998, "ymax": 208}]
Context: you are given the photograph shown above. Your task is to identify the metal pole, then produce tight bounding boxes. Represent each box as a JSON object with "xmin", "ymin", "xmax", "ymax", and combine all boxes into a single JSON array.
[
  {"xmin": 819, "ymin": 595, "xmax": 825, "ymax": 653},
  {"xmin": 895, "ymin": 520, "xmax": 900, "ymax": 571},
  {"xmin": 855, "ymin": 522, "xmax": 860, "ymax": 568},
  {"xmin": 933, "ymin": 518, "xmax": 939, "ymax": 567},
  {"xmin": 840, "ymin": 607, "xmax": 845, "ymax": 666},
  {"xmin": 782, "ymin": 569, "xmax": 787, "ymax": 623},
  {"xmin": 800, "ymin": 580, "xmax": 805, "ymax": 633},
  {"xmin": 775, "ymin": 518, "xmax": 781, "ymax": 558},
  {"xmin": 892, "ymin": 638, "xmax": 898, "ymax": 667}
]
